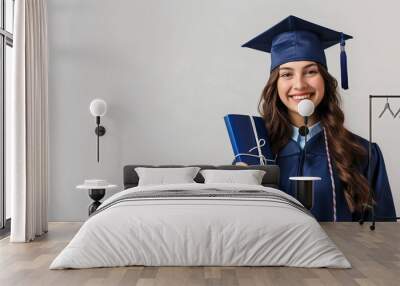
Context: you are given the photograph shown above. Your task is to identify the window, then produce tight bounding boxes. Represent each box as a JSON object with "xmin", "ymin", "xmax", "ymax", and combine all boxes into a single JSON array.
[{"xmin": 1, "ymin": 0, "xmax": 14, "ymax": 232}]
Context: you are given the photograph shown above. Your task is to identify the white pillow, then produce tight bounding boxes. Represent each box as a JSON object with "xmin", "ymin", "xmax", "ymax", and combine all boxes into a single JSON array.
[
  {"xmin": 200, "ymin": 169, "xmax": 266, "ymax": 185},
  {"xmin": 135, "ymin": 167, "xmax": 201, "ymax": 186}
]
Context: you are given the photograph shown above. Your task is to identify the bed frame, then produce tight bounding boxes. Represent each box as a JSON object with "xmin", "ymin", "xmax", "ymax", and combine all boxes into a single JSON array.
[{"xmin": 123, "ymin": 165, "xmax": 280, "ymax": 189}]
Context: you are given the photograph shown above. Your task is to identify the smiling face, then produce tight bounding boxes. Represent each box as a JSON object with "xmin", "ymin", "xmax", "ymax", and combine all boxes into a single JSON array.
[{"xmin": 277, "ymin": 61, "xmax": 325, "ymax": 127}]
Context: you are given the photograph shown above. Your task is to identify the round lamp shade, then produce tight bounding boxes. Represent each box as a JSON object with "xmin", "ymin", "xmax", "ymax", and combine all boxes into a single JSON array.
[
  {"xmin": 89, "ymin": 99, "xmax": 107, "ymax": 117},
  {"xmin": 297, "ymin": 99, "xmax": 315, "ymax": 117}
]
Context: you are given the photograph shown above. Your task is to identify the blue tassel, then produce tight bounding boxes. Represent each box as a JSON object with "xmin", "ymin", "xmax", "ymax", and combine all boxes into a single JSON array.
[{"xmin": 340, "ymin": 33, "xmax": 348, "ymax": 90}]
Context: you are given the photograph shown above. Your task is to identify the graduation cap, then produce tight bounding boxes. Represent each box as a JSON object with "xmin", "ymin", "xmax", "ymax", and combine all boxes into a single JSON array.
[{"xmin": 242, "ymin": 15, "xmax": 352, "ymax": 89}]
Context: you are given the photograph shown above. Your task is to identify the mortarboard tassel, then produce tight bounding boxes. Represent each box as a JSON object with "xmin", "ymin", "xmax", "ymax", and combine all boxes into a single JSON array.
[{"xmin": 340, "ymin": 33, "xmax": 349, "ymax": 90}]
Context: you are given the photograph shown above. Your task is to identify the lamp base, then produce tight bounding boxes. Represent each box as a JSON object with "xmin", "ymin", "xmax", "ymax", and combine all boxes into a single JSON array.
[{"xmin": 95, "ymin": 126, "xmax": 106, "ymax": 136}]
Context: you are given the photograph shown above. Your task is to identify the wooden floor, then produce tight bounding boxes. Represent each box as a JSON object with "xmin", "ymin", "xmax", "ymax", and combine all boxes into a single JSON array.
[{"xmin": 0, "ymin": 222, "xmax": 399, "ymax": 286}]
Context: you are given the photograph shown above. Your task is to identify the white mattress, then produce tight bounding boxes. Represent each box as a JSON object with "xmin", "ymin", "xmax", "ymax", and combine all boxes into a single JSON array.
[{"xmin": 50, "ymin": 183, "xmax": 351, "ymax": 269}]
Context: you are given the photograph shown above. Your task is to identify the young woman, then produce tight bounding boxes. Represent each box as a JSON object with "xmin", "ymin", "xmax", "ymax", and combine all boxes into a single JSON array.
[{"xmin": 243, "ymin": 16, "xmax": 396, "ymax": 221}]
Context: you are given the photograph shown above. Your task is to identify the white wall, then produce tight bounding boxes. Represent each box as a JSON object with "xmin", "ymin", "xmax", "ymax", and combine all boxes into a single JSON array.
[{"xmin": 48, "ymin": 0, "xmax": 400, "ymax": 221}]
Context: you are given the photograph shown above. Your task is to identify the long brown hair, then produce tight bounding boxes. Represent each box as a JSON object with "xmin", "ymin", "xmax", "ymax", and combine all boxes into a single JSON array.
[{"xmin": 259, "ymin": 63, "xmax": 369, "ymax": 212}]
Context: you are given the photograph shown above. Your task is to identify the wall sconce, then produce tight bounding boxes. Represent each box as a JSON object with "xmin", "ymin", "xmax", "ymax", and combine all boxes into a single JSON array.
[{"xmin": 89, "ymin": 99, "xmax": 107, "ymax": 162}]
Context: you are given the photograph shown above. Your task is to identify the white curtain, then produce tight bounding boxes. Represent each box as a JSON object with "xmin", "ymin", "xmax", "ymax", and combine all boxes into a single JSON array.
[{"xmin": 8, "ymin": 0, "xmax": 49, "ymax": 242}]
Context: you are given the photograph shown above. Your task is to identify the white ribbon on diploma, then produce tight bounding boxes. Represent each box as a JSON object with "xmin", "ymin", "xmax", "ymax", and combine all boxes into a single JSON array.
[{"xmin": 232, "ymin": 116, "xmax": 275, "ymax": 165}]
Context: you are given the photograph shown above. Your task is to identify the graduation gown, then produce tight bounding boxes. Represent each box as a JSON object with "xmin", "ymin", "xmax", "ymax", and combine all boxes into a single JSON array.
[{"xmin": 277, "ymin": 132, "xmax": 396, "ymax": 221}]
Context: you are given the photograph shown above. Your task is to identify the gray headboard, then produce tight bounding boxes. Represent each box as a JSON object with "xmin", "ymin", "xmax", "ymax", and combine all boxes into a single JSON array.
[{"xmin": 123, "ymin": 165, "xmax": 280, "ymax": 189}]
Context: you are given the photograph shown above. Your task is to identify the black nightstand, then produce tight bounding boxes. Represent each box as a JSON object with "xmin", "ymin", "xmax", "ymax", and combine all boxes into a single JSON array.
[{"xmin": 76, "ymin": 183, "xmax": 117, "ymax": 215}]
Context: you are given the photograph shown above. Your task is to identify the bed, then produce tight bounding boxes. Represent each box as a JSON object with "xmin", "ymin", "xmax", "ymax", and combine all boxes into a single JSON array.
[{"xmin": 50, "ymin": 165, "xmax": 350, "ymax": 269}]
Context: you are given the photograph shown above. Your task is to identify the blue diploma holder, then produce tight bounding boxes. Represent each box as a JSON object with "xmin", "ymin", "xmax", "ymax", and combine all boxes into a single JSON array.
[
  {"xmin": 289, "ymin": 177, "xmax": 321, "ymax": 210},
  {"xmin": 224, "ymin": 114, "xmax": 274, "ymax": 165}
]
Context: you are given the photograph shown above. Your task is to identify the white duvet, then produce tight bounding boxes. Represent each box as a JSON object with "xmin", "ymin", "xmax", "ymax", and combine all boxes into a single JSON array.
[{"xmin": 50, "ymin": 183, "xmax": 351, "ymax": 269}]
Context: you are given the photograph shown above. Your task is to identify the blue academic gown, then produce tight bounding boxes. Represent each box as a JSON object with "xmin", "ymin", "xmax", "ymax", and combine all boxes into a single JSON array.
[{"xmin": 277, "ymin": 131, "xmax": 397, "ymax": 221}]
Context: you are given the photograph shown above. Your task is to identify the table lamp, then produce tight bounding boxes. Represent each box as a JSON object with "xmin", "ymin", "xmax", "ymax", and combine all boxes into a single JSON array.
[{"xmin": 290, "ymin": 99, "xmax": 320, "ymax": 210}]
